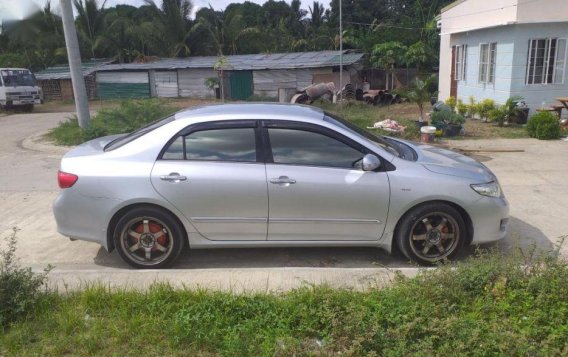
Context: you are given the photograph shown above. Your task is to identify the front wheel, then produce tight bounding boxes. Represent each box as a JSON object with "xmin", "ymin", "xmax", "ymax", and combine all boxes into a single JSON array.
[
  {"xmin": 113, "ymin": 206, "xmax": 185, "ymax": 269},
  {"xmin": 395, "ymin": 202, "xmax": 466, "ymax": 265}
]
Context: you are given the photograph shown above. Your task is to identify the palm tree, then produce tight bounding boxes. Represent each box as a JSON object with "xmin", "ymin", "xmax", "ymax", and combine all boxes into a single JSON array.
[
  {"xmin": 193, "ymin": 6, "xmax": 259, "ymax": 55},
  {"xmin": 73, "ymin": 0, "xmax": 108, "ymax": 58},
  {"xmin": 399, "ymin": 74, "xmax": 437, "ymax": 122},
  {"xmin": 309, "ymin": 1, "xmax": 324, "ymax": 30},
  {"xmin": 143, "ymin": 0, "xmax": 193, "ymax": 57}
]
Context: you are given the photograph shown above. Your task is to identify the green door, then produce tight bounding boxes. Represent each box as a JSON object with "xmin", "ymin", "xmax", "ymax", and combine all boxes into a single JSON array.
[{"xmin": 229, "ymin": 71, "xmax": 253, "ymax": 100}]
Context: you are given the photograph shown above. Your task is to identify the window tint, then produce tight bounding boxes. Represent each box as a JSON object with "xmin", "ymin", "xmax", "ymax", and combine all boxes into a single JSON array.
[
  {"xmin": 268, "ymin": 128, "xmax": 363, "ymax": 169},
  {"xmin": 105, "ymin": 115, "xmax": 175, "ymax": 151},
  {"xmin": 162, "ymin": 136, "xmax": 184, "ymax": 160},
  {"xmin": 184, "ymin": 128, "xmax": 256, "ymax": 162}
]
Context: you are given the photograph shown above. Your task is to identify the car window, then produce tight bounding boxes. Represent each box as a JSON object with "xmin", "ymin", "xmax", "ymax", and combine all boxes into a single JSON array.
[
  {"xmin": 179, "ymin": 128, "xmax": 256, "ymax": 162},
  {"xmin": 268, "ymin": 128, "xmax": 363, "ymax": 169},
  {"xmin": 105, "ymin": 115, "xmax": 175, "ymax": 151}
]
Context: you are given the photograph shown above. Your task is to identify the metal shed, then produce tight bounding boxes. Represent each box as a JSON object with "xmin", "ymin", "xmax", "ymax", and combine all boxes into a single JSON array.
[{"xmin": 35, "ymin": 60, "xmax": 109, "ymax": 100}]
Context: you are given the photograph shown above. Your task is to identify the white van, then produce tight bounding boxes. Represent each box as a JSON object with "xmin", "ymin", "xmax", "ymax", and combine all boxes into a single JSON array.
[{"xmin": 0, "ymin": 68, "xmax": 43, "ymax": 112}]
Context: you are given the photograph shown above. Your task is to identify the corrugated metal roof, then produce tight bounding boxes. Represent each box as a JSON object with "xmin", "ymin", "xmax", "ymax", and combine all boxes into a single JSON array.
[
  {"xmin": 96, "ymin": 51, "xmax": 364, "ymax": 72},
  {"xmin": 35, "ymin": 60, "xmax": 112, "ymax": 80}
]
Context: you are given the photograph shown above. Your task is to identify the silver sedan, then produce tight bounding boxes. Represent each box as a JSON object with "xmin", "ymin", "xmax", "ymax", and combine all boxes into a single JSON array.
[{"xmin": 53, "ymin": 103, "xmax": 509, "ymax": 268}]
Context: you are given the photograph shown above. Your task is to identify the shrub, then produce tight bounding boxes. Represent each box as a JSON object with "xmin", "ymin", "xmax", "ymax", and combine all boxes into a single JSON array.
[
  {"xmin": 456, "ymin": 99, "xmax": 468, "ymax": 116},
  {"xmin": 445, "ymin": 96, "xmax": 456, "ymax": 112},
  {"xmin": 488, "ymin": 108, "xmax": 506, "ymax": 126},
  {"xmin": 467, "ymin": 96, "xmax": 477, "ymax": 118},
  {"xmin": 477, "ymin": 99, "xmax": 496, "ymax": 120},
  {"xmin": 47, "ymin": 99, "xmax": 177, "ymax": 146},
  {"xmin": 431, "ymin": 109, "xmax": 464, "ymax": 128},
  {"xmin": 0, "ymin": 228, "xmax": 51, "ymax": 328},
  {"xmin": 527, "ymin": 111, "xmax": 561, "ymax": 139},
  {"xmin": 527, "ymin": 111, "xmax": 560, "ymax": 139}
]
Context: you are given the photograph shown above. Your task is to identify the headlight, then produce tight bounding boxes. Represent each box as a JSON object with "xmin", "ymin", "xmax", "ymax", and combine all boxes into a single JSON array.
[{"xmin": 471, "ymin": 181, "xmax": 502, "ymax": 197}]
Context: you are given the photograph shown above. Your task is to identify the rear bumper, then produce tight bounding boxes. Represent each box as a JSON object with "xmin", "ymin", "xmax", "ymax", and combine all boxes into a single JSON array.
[
  {"xmin": 468, "ymin": 196, "xmax": 509, "ymax": 244},
  {"xmin": 53, "ymin": 189, "xmax": 120, "ymax": 250}
]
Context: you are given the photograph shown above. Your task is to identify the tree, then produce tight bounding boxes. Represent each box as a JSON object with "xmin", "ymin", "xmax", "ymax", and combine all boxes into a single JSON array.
[
  {"xmin": 405, "ymin": 41, "xmax": 434, "ymax": 73},
  {"xmin": 399, "ymin": 74, "xmax": 438, "ymax": 122},
  {"xmin": 371, "ymin": 41, "xmax": 407, "ymax": 89},
  {"xmin": 73, "ymin": 0, "xmax": 108, "ymax": 58},
  {"xmin": 143, "ymin": 0, "xmax": 193, "ymax": 57}
]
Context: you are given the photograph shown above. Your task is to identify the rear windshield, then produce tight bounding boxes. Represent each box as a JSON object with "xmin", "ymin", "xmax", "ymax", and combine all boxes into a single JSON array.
[
  {"xmin": 104, "ymin": 115, "xmax": 175, "ymax": 151},
  {"xmin": 1, "ymin": 70, "xmax": 37, "ymax": 87}
]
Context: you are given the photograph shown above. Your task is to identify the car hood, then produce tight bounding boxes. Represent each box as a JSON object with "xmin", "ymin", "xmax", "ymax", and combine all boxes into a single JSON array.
[
  {"xmin": 391, "ymin": 139, "xmax": 495, "ymax": 182},
  {"xmin": 63, "ymin": 134, "xmax": 125, "ymax": 158}
]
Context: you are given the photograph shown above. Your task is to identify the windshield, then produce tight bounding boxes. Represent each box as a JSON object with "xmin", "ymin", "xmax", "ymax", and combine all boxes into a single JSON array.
[
  {"xmin": 323, "ymin": 112, "xmax": 400, "ymax": 157},
  {"xmin": 0, "ymin": 70, "xmax": 37, "ymax": 87},
  {"xmin": 104, "ymin": 115, "xmax": 176, "ymax": 151}
]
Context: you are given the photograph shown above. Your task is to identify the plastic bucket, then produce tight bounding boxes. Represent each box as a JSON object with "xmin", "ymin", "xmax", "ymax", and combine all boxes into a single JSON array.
[{"xmin": 420, "ymin": 126, "xmax": 436, "ymax": 143}]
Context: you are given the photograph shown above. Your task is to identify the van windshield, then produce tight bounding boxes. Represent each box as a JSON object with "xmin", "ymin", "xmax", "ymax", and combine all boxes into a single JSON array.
[{"xmin": 0, "ymin": 70, "xmax": 37, "ymax": 87}]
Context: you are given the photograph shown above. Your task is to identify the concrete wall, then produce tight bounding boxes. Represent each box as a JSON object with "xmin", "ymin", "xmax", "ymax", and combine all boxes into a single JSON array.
[
  {"xmin": 516, "ymin": 0, "xmax": 568, "ymax": 24},
  {"xmin": 450, "ymin": 26, "xmax": 516, "ymax": 106},
  {"xmin": 441, "ymin": 0, "xmax": 517, "ymax": 35},
  {"xmin": 509, "ymin": 23, "xmax": 568, "ymax": 114}
]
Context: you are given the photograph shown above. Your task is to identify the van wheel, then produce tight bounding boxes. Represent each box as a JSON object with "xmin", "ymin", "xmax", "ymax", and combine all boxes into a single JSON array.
[
  {"xmin": 113, "ymin": 206, "xmax": 184, "ymax": 269},
  {"xmin": 396, "ymin": 202, "xmax": 465, "ymax": 265}
]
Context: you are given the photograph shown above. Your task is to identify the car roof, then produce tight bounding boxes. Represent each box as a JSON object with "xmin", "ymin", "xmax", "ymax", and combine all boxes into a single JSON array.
[{"xmin": 174, "ymin": 103, "xmax": 325, "ymax": 122}]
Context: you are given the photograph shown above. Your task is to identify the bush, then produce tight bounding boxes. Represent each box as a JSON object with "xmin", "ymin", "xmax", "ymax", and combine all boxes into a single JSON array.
[
  {"xmin": 0, "ymin": 228, "xmax": 51, "ymax": 328},
  {"xmin": 527, "ymin": 111, "xmax": 561, "ymax": 139},
  {"xmin": 467, "ymin": 96, "xmax": 477, "ymax": 118},
  {"xmin": 431, "ymin": 109, "xmax": 464, "ymax": 128},
  {"xmin": 488, "ymin": 108, "xmax": 506, "ymax": 126},
  {"xmin": 456, "ymin": 99, "xmax": 468, "ymax": 116},
  {"xmin": 445, "ymin": 96, "xmax": 456, "ymax": 112},
  {"xmin": 47, "ymin": 99, "xmax": 177, "ymax": 146},
  {"xmin": 477, "ymin": 99, "xmax": 496, "ymax": 120}
]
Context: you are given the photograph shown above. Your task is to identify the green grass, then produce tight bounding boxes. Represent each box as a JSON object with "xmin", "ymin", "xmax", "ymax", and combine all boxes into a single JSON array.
[
  {"xmin": 313, "ymin": 100, "xmax": 422, "ymax": 141},
  {"xmin": 2, "ymin": 249, "xmax": 567, "ymax": 356},
  {"xmin": 46, "ymin": 99, "xmax": 177, "ymax": 146}
]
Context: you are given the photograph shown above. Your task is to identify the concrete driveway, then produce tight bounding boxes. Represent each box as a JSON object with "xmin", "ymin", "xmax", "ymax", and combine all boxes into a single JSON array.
[{"xmin": 1, "ymin": 111, "xmax": 566, "ymax": 291}]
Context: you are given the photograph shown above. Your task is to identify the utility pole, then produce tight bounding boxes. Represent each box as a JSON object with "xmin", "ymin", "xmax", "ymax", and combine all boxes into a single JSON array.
[
  {"xmin": 339, "ymin": 0, "xmax": 343, "ymax": 101},
  {"xmin": 60, "ymin": 0, "xmax": 90, "ymax": 128}
]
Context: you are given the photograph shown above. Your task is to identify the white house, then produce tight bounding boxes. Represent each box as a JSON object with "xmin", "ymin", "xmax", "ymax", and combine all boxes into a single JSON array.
[{"xmin": 438, "ymin": 0, "xmax": 568, "ymax": 115}]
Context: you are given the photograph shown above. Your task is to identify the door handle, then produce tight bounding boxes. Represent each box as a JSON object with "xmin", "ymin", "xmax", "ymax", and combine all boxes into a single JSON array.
[
  {"xmin": 270, "ymin": 176, "xmax": 296, "ymax": 185},
  {"xmin": 160, "ymin": 173, "xmax": 187, "ymax": 183}
]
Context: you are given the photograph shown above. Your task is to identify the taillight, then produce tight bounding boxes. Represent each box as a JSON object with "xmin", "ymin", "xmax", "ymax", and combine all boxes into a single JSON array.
[{"xmin": 58, "ymin": 171, "xmax": 78, "ymax": 189}]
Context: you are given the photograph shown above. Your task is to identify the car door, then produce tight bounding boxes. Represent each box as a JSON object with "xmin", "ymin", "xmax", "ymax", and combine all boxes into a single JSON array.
[
  {"xmin": 264, "ymin": 121, "xmax": 390, "ymax": 241},
  {"xmin": 151, "ymin": 121, "xmax": 268, "ymax": 241}
]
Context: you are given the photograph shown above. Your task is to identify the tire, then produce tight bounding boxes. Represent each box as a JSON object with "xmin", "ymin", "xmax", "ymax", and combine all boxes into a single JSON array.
[
  {"xmin": 113, "ymin": 206, "xmax": 185, "ymax": 269},
  {"xmin": 395, "ymin": 202, "xmax": 466, "ymax": 266}
]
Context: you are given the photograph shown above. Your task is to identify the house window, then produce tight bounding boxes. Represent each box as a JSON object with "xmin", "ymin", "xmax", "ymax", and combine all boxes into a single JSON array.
[
  {"xmin": 526, "ymin": 38, "xmax": 567, "ymax": 85},
  {"xmin": 479, "ymin": 43, "xmax": 496, "ymax": 84},
  {"xmin": 455, "ymin": 44, "xmax": 467, "ymax": 81}
]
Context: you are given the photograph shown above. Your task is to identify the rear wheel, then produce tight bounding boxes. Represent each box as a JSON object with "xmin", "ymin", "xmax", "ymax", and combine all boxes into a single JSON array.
[
  {"xmin": 396, "ymin": 202, "xmax": 465, "ymax": 265},
  {"xmin": 113, "ymin": 206, "xmax": 184, "ymax": 269}
]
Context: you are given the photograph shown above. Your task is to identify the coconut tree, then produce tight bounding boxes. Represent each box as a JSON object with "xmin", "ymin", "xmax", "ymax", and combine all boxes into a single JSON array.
[
  {"xmin": 73, "ymin": 0, "xmax": 108, "ymax": 58},
  {"xmin": 143, "ymin": 0, "xmax": 193, "ymax": 57}
]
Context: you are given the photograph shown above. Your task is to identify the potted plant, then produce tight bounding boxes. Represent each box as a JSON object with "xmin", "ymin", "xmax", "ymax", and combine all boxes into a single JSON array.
[
  {"xmin": 431, "ymin": 109, "xmax": 464, "ymax": 137},
  {"xmin": 445, "ymin": 112, "xmax": 465, "ymax": 136}
]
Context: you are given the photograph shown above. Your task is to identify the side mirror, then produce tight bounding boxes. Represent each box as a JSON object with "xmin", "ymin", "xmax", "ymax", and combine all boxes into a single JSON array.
[{"xmin": 362, "ymin": 154, "xmax": 381, "ymax": 171}]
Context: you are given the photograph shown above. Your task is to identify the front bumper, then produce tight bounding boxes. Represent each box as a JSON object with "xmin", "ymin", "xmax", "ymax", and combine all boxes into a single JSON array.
[{"xmin": 468, "ymin": 195, "xmax": 509, "ymax": 244}]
